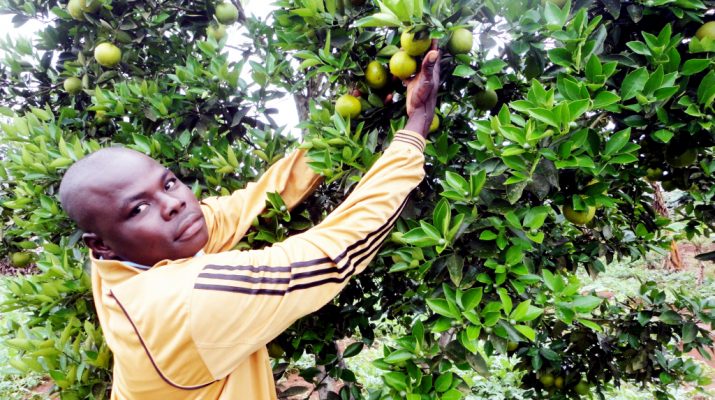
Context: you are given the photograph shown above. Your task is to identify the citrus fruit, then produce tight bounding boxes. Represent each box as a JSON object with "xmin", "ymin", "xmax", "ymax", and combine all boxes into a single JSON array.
[
  {"xmin": 400, "ymin": 31, "xmax": 431, "ymax": 56},
  {"xmin": 665, "ymin": 147, "xmax": 697, "ymax": 167},
  {"xmin": 645, "ymin": 167, "xmax": 663, "ymax": 182},
  {"xmin": 539, "ymin": 373, "xmax": 555, "ymax": 388},
  {"xmin": 474, "ymin": 89, "xmax": 498, "ymax": 110},
  {"xmin": 389, "ymin": 50, "xmax": 416, "ymax": 80},
  {"xmin": 429, "ymin": 115, "xmax": 440, "ymax": 133},
  {"xmin": 554, "ymin": 376, "xmax": 564, "ymax": 389},
  {"xmin": 94, "ymin": 42, "xmax": 122, "ymax": 67},
  {"xmin": 574, "ymin": 380, "xmax": 590, "ymax": 395},
  {"xmin": 63, "ymin": 77, "xmax": 82, "ymax": 95},
  {"xmin": 563, "ymin": 203, "xmax": 596, "ymax": 225},
  {"xmin": 67, "ymin": 0, "xmax": 84, "ymax": 20},
  {"xmin": 81, "ymin": 0, "xmax": 101, "ymax": 13},
  {"xmin": 695, "ymin": 21, "xmax": 715, "ymax": 40},
  {"xmin": 95, "ymin": 110, "xmax": 108, "ymax": 124},
  {"xmin": 267, "ymin": 342, "xmax": 285, "ymax": 358},
  {"xmin": 365, "ymin": 60, "xmax": 388, "ymax": 89},
  {"xmin": 215, "ymin": 2, "xmax": 239, "ymax": 25},
  {"xmin": 506, "ymin": 341, "xmax": 519, "ymax": 352},
  {"xmin": 10, "ymin": 251, "xmax": 32, "ymax": 268},
  {"xmin": 661, "ymin": 180, "xmax": 677, "ymax": 191},
  {"xmin": 207, "ymin": 24, "xmax": 227, "ymax": 41},
  {"xmin": 335, "ymin": 94, "xmax": 361, "ymax": 119},
  {"xmin": 448, "ymin": 28, "xmax": 473, "ymax": 54}
]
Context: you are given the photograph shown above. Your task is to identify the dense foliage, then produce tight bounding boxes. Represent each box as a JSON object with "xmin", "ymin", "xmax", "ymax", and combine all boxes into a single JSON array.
[{"xmin": 0, "ymin": 0, "xmax": 713, "ymax": 399}]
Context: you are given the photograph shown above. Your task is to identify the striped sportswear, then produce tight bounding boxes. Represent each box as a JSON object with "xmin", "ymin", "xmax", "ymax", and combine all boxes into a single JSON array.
[{"xmin": 90, "ymin": 130, "xmax": 426, "ymax": 399}]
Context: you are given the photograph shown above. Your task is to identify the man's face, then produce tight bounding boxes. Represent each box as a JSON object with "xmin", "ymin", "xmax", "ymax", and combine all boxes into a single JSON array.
[{"xmin": 84, "ymin": 151, "xmax": 209, "ymax": 266}]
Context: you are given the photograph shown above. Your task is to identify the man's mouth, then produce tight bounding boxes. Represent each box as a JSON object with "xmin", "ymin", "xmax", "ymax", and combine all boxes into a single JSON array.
[{"xmin": 175, "ymin": 214, "xmax": 203, "ymax": 241}]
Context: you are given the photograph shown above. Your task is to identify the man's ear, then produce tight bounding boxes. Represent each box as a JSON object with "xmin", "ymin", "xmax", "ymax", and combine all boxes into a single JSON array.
[{"xmin": 82, "ymin": 233, "xmax": 117, "ymax": 260}]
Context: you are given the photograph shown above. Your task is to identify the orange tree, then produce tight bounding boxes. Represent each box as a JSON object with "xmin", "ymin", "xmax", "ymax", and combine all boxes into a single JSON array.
[{"xmin": 0, "ymin": 0, "xmax": 714, "ymax": 399}]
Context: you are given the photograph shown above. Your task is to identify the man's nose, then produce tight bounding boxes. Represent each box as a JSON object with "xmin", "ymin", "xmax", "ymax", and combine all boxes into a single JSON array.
[{"xmin": 159, "ymin": 192, "xmax": 185, "ymax": 220}]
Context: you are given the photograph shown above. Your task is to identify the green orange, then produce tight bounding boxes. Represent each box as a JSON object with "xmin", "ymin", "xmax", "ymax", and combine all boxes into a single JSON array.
[
  {"xmin": 695, "ymin": 21, "xmax": 715, "ymax": 41},
  {"xmin": 94, "ymin": 42, "xmax": 122, "ymax": 67},
  {"xmin": 574, "ymin": 380, "xmax": 590, "ymax": 395},
  {"xmin": 335, "ymin": 94, "xmax": 361, "ymax": 119},
  {"xmin": 365, "ymin": 60, "xmax": 388, "ymax": 89},
  {"xmin": 10, "ymin": 252, "xmax": 32, "ymax": 268},
  {"xmin": 389, "ymin": 50, "xmax": 416, "ymax": 80},
  {"xmin": 563, "ymin": 203, "xmax": 596, "ymax": 225},
  {"xmin": 429, "ymin": 115, "xmax": 440, "ymax": 133},
  {"xmin": 539, "ymin": 372, "xmax": 555, "ymax": 388},
  {"xmin": 63, "ymin": 77, "xmax": 82, "ymax": 95},
  {"xmin": 474, "ymin": 89, "xmax": 498, "ymax": 110},
  {"xmin": 215, "ymin": 2, "xmax": 239, "ymax": 25},
  {"xmin": 448, "ymin": 28, "xmax": 473, "ymax": 54},
  {"xmin": 400, "ymin": 31, "xmax": 431, "ymax": 56}
]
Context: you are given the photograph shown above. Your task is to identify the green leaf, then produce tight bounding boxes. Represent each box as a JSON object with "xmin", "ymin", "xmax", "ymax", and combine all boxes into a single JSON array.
[
  {"xmin": 453, "ymin": 65, "xmax": 476, "ymax": 78},
  {"xmin": 498, "ymin": 287, "xmax": 513, "ymax": 315},
  {"xmin": 621, "ymin": 68, "xmax": 649, "ymax": 100},
  {"xmin": 548, "ymin": 48, "xmax": 573, "ymax": 68},
  {"xmin": 604, "ymin": 128, "xmax": 631, "ymax": 156},
  {"xmin": 354, "ymin": 13, "xmax": 401, "ymax": 28},
  {"xmin": 626, "ymin": 41, "xmax": 651, "ymax": 56},
  {"xmin": 445, "ymin": 171, "xmax": 469, "ymax": 194},
  {"xmin": 401, "ymin": 227, "xmax": 441, "ymax": 247},
  {"xmin": 608, "ymin": 154, "xmax": 638, "ymax": 164},
  {"xmin": 682, "ymin": 59, "xmax": 711, "ymax": 76},
  {"xmin": 441, "ymin": 389, "xmax": 463, "ymax": 400},
  {"xmin": 480, "ymin": 59, "xmax": 507, "ymax": 75},
  {"xmin": 460, "ymin": 288, "xmax": 483, "ymax": 311},
  {"xmin": 659, "ymin": 310, "xmax": 681, "ymax": 325},
  {"xmin": 527, "ymin": 108, "xmax": 560, "ymax": 128},
  {"xmin": 480, "ymin": 230, "xmax": 497, "ymax": 240},
  {"xmin": 505, "ymin": 245, "xmax": 524, "ymax": 267},
  {"xmin": 542, "ymin": 269, "xmax": 564, "ymax": 293},
  {"xmin": 434, "ymin": 372, "xmax": 453, "ymax": 392},
  {"xmin": 470, "ymin": 170, "xmax": 487, "ymax": 197},
  {"xmin": 570, "ymin": 295, "xmax": 602, "ymax": 313},
  {"xmin": 342, "ymin": 342, "xmax": 364, "ymax": 358},
  {"xmin": 523, "ymin": 206, "xmax": 550, "ymax": 230},
  {"xmin": 510, "ymin": 300, "xmax": 531, "ymax": 321},
  {"xmin": 427, "ymin": 298, "xmax": 459, "ymax": 319},
  {"xmin": 578, "ymin": 318, "xmax": 603, "ymax": 332},
  {"xmin": 385, "ymin": 349, "xmax": 413, "ymax": 364},
  {"xmin": 592, "ymin": 91, "xmax": 621, "ymax": 109},
  {"xmin": 651, "ymin": 129, "xmax": 674, "ymax": 143},
  {"xmin": 383, "ymin": 371, "xmax": 408, "ymax": 391},
  {"xmin": 514, "ymin": 325, "xmax": 536, "ymax": 341},
  {"xmin": 433, "ymin": 199, "xmax": 451, "ymax": 237}
]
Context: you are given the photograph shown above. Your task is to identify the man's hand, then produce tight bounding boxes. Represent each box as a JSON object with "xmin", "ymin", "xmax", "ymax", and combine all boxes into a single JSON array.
[{"xmin": 404, "ymin": 40, "xmax": 441, "ymax": 138}]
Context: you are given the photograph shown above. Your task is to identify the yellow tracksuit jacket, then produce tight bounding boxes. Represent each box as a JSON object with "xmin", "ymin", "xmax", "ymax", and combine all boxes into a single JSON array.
[{"xmin": 90, "ymin": 130, "xmax": 426, "ymax": 399}]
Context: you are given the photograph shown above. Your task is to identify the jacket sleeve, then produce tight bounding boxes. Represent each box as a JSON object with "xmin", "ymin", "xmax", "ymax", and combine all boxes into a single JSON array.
[
  {"xmin": 200, "ymin": 148, "xmax": 322, "ymax": 253},
  {"xmin": 108, "ymin": 130, "xmax": 425, "ymax": 382},
  {"xmin": 190, "ymin": 130, "xmax": 425, "ymax": 378}
]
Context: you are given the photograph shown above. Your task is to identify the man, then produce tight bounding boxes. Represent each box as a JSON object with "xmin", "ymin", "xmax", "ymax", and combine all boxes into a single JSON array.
[{"xmin": 59, "ymin": 46, "xmax": 441, "ymax": 399}]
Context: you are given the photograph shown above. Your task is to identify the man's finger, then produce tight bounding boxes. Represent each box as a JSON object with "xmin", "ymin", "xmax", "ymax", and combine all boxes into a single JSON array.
[
  {"xmin": 421, "ymin": 50, "xmax": 439, "ymax": 82},
  {"xmin": 431, "ymin": 39, "xmax": 439, "ymax": 51}
]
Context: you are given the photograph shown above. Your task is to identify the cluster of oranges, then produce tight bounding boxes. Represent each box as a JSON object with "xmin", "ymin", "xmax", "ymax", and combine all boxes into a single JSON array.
[
  {"xmin": 335, "ymin": 27, "xmax": 474, "ymax": 133},
  {"xmin": 62, "ymin": 1, "xmax": 240, "ymax": 95}
]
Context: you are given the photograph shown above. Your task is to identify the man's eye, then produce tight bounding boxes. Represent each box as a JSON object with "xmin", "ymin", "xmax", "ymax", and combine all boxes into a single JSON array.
[
  {"xmin": 165, "ymin": 179, "xmax": 176, "ymax": 190},
  {"xmin": 130, "ymin": 204, "xmax": 148, "ymax": 217}
]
